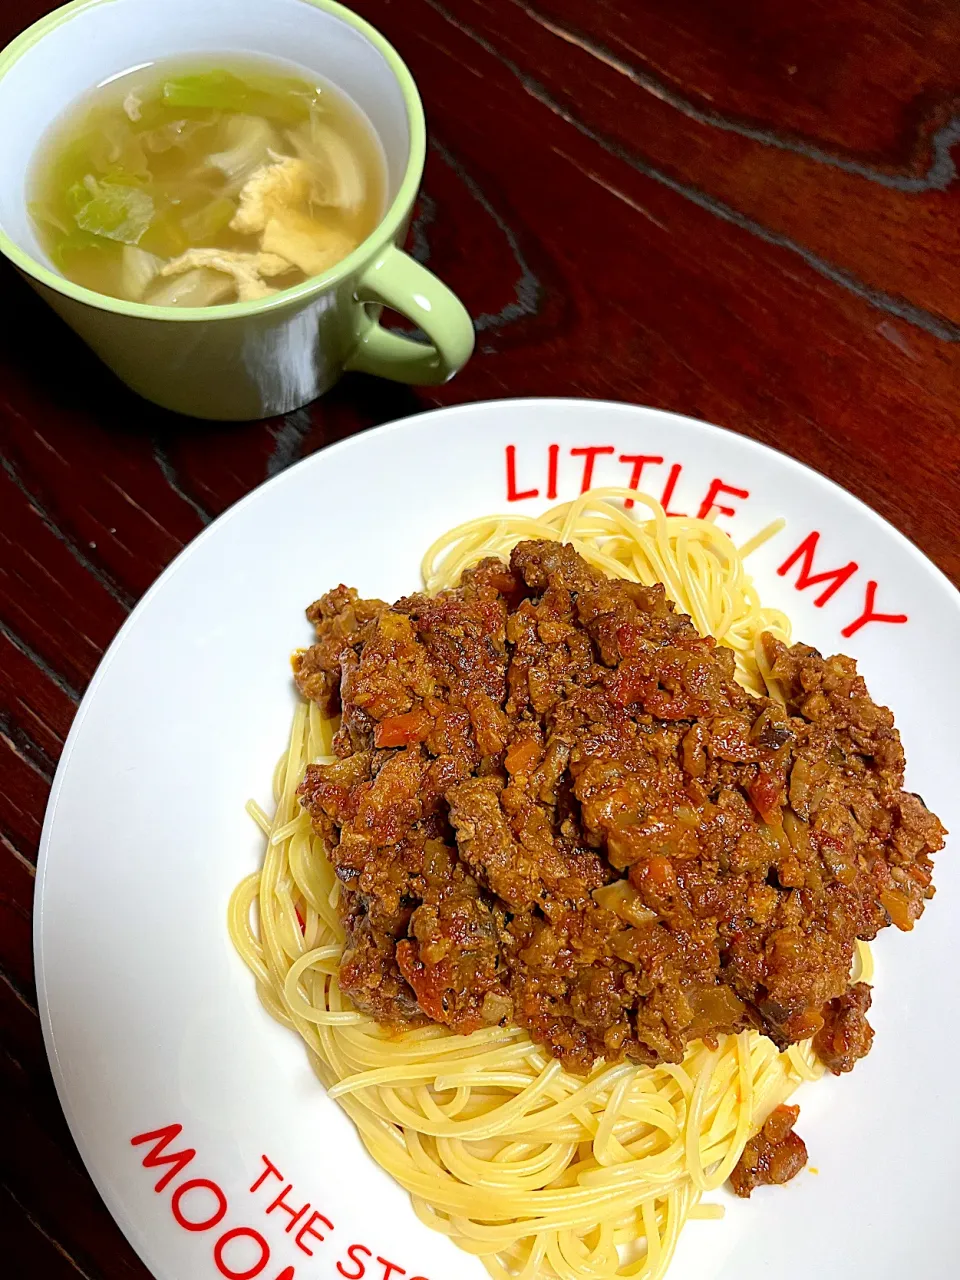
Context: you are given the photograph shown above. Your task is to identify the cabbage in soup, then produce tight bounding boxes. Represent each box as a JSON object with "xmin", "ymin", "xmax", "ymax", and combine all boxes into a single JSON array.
[{"xmin": 28, "ymin": 55, "xmax": 386, "ymax": 306}]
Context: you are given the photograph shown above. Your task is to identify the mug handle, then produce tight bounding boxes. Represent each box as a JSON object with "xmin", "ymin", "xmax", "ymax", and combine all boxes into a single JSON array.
[{"xmin": 345, "ymin": 244, "xmax": 475, "ymax": 385}]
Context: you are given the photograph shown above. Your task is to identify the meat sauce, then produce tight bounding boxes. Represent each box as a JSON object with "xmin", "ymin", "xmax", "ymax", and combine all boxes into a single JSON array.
[
  {"xmin": 294, "ymin": 540, "xmax": 945, "ymax": 1185},
  {"xmin": 729, "ymin": 1105, "xmax": 808, "ymax": 1197}
]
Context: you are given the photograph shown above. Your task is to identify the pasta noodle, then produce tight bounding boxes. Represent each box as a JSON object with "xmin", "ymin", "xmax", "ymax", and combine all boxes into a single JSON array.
[{"xmin": 229, "ymin": 490, "xmax": 872, "ymax": 1280}]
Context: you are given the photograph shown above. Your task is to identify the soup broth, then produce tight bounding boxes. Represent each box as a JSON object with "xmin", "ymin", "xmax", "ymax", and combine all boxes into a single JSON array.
[{"xmin": 28, "ymin": 55, "xmax": 386, "ymax": 306}]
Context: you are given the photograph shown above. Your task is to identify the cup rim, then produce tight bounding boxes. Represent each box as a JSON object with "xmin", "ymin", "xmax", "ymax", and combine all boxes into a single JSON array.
[{"xmin": 0, "ymin": 0, "xmax": 426, "ymax": 323}]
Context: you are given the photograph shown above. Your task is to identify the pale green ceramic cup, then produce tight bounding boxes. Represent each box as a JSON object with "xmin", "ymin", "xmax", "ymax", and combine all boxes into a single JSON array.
[{"xmin": 0, "ymin": 0, "xmax": 475, "ymax": 419}]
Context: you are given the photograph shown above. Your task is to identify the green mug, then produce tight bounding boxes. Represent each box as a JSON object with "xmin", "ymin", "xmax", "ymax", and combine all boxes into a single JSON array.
[{"xmin": 0, "ymin": 0, "xmax": 475, "ymax": 420}]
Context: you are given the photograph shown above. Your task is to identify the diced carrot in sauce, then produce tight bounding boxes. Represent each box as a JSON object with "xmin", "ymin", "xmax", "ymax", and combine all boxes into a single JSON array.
[
  {"xmin": 374, "ymin": 708, "xmax": 431, "ymax": 748},
  {"xmin": 505, "ymin": 738, "xmax": 542, "ymax": 776},
  {"xmin": 639, "ymin": 856, "xmax": 675, "ymax": 889},
  {"xmin": 880, "ymin": 887, "xmax": 914, "ymax": 931}
]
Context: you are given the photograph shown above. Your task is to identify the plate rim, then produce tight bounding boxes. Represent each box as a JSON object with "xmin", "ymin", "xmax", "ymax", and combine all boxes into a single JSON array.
[{"xmin": 31, "ymin": 394, "xmax": 960, "ymax": 1275}]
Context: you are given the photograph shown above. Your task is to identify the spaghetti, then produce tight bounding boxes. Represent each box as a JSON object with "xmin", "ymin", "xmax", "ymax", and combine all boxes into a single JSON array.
[{"xmin": 229, "ymin": 490, "xmax": 872, "ymax": 1280}]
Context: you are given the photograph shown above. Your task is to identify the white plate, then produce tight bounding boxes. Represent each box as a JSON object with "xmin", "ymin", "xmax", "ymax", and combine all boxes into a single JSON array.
[{"xmin": 36, "ymin": 398, "xmax": 960, "ymax": 1280}]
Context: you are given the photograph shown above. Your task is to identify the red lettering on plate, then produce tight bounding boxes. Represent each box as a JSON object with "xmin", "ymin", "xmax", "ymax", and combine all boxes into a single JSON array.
[
  {"xmin": 214, "ymin": 1227, "xmax": 271, "ymax": 1279},
  {"xmin": 571, "ymin": 445, "xmax": 614, "ymax": 493},
  {"xmin": 266, "ymin": 1184, "xmax": 310, "ymax": 1232},
  {"xmin": 777, "ymin": 532, "xmax": 858, "ymax": 607},
  {"xmin": 547, "ymin": 443, "xmax": 559, "ymax": 499},
  {"xmin": 377, "ymin": 1260, "xmax": 406, "ymax": 1280},
  {"xmin": 250, "ymin": 1155, "xmax": 284, "ymax": 1194},
  {"xmin": 170, "ymin": 1178, "xmax": 228, "ymax": 1232},
  {"xmin": 131, "ymin": 1124, "xmax": 196, "ymax": 1193},
  {"xmin": 505, "ymin": 445, "xmax": 538, "ymax": 502},
  {"xmin": 841, "ymin": 581, "xmax": 908, "ymax": 637},
  {"xmin": 618, "ymin": 454, "xmax": 663, "ymax": 508},
  {"xmin": 337, "ymin": 1244, "xmax": 372, "ymax": 1279},
  {"xmin": 697, "ymin": 479, "xmax": 749, "ymax": 521},
  {"xmin": 659, "ymin": 463, "xmax": 686, "ymax": 517},
  {"xmin": 274, "ymin": 1270, "xmax": 297, "ymax": 1280},
  {"xmin": 295, "ymin": 1209, "xmax": 334, "ymax": 1256}
]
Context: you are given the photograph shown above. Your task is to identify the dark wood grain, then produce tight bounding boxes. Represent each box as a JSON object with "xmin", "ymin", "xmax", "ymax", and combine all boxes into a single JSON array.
[{"xmin": 2, "ymin": 1, "xmax": 959, "ymax": 1274}]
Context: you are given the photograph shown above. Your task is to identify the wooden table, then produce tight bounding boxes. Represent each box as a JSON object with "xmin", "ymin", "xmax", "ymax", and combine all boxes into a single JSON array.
[{"xmin": 3, "ymin": 0, "xmax": 959, "ymax": 1274}]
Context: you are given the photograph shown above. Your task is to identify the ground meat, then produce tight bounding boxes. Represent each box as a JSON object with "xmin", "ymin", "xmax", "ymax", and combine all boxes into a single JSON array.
[
  {"xmin": 292, "ymin": 586, "xmax": 386, "ymax": 715},
  {"xmin": 814, "ymin": 981, "xmax": 875, "ymax": 1073},
  {"xmin": 730, "ymin": 1105, "xmax": 808, "ymax": 1197},
  {"xmin": 295, "ymin": 540, "xmax": 947, "ymax": 1072}
]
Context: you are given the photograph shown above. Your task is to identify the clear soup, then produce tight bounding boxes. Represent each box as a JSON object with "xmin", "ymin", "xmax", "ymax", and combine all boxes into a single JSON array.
[{"xmin": 28, "ymin": 54, "xmax": 386, "ymax": 307}]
